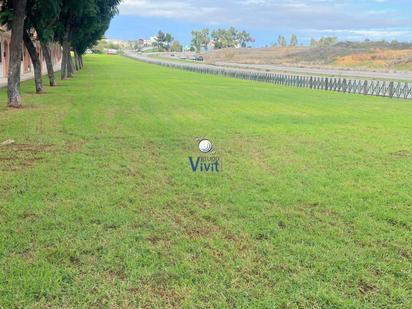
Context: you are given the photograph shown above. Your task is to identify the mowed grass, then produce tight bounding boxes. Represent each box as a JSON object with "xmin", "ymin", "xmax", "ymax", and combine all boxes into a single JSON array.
[{"xmin": 0, "ymin": 55, "xmax": 411, "ymax": 308}]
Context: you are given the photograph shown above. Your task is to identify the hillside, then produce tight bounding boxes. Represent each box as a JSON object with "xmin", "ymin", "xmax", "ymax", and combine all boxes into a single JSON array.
[{"xmin": 202, "ymin": 43, "xmax": 412, "ymax": 71}]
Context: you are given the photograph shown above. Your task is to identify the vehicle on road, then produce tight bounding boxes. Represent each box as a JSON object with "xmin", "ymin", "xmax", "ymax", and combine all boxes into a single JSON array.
[{"xmin": 189, "ymin": 55, "xmax": 204, "ymax": 61}]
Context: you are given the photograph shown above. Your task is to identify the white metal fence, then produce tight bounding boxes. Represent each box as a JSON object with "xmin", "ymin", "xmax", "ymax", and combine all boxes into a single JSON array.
[{"xmin": 124, "ymin": 53, "xmax": 412, "ymax": 100}]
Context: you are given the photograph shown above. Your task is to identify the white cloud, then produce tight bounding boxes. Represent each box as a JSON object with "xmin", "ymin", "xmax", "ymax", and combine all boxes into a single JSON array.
[
  {"xmin": 120, "ymin": 0, "xmax": 220, "ymax": 20},
  {"xmin": 118, "ymin": 0, "xmax": 412, "ymax": 36}
]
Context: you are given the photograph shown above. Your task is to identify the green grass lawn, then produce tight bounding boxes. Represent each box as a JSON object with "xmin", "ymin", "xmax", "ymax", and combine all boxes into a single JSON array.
[{"xmin": 0, "ymin": 55, "xmax": 411, "ymax": 308}]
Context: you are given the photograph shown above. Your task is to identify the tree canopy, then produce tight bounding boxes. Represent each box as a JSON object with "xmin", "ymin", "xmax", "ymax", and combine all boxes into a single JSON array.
[
  {"xmin": 290, "ymin": 34, "xmax": 298, "ymax": 47},
  {"xmin": 211, "ymin": 27, "xmax": 253, "ymax": 49},
  {"xmin": 277, "ymin": 35, "xmax": 287, "ymax": 47},
  {"xmin": 154, "ymin": 30, "xmax": 174, "ymax": 51},
  {"xmin": 191, "ymin": 28, "xmax": 210, "ymax": 52},
  {"xmin": 0, "ymin": 0, "xmax": 121, "ymax": 106},
  {"xmin": 310, "ymin": 36, "xmax": 338, "ymax": 47}
]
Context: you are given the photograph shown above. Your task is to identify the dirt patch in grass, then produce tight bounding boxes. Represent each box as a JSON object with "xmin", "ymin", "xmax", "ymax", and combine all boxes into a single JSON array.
[
  {"xmin": 0, "ymin": 143, "xmax": 53, "ymax": 152},
  {"xmin": 358, "ymin": 280, "xmax": 377, "ymax": 295},
  {"xmin": 399, "ymin": 248, "xmax": 411, "ymax": 259},
  {"xmin": 0, "ymin": 157, "xmax": 14, "ymax": 161},
  {"xmin": 183, "ymin": 224, "xmax": 212, "ymax": 238},
  {"xmin": 130, "ymin": 285, "xmax": 185, "ymax": 308},
  {"xmin": 65, "ymin": 141, "xmax": 86, "ymax": 153},
  {"xmin": 390, "ymin": 150, "xmax": 411, "ymax": 158},
  {"xmin": 126, "ymin": 271, "xmax": 186, "ymax": 307},
  {"xmin": 106, "ymin": 268, "xmax": 127, "ymax": 281},
  {"xmin": 19, "ymin": 210, "xmax": 40, "ymax": 221},
  {"xmin": 0, "ymin": 157, "xmax": 43, "ymax": 171},
  {"xmin": 385, "ymin": 218, "xmax": 410, "ymax": 230},
  {"xmin": 0, "ymin": 143, "xmax": 53, "ymax": 171}
]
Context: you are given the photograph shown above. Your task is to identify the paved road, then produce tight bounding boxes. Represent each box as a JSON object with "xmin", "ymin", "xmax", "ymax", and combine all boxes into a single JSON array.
[
  {"xmin": 126, "ymin": 52, "xmax": 265, "ymax": 75},
  {"xmin": 214, "ymin": 62, "xmax": 412, "ymax": 81},
  {"xmin": 126, "ymin": 52, "xmax": 412, "ymax": 82}
]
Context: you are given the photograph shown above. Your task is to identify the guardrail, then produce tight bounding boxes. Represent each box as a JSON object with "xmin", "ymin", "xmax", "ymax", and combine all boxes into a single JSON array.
[{"xmin": 125, "ymin": 53, "xmax": 412, "ymax": 100}]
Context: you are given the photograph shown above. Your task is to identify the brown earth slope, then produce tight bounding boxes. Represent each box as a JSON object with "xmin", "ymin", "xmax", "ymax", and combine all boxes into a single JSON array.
[{"xmin": 202, "ymin": 46, "xmax": 412, "ymax": 72}]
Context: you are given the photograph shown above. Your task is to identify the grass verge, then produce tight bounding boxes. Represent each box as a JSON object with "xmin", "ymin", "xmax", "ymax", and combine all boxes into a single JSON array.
[{"xmin": 0, "ymin": 54, "xmax": 411, "ymax": 308}]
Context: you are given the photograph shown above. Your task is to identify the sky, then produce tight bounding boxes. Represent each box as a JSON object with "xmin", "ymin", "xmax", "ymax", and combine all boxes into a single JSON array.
[{"xmin": 105, "ymin": 0, "xmax": 412, "ymax": 47}]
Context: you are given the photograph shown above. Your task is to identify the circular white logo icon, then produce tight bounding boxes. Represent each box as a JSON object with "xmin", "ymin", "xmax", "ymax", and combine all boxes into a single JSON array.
[{"xmin": 198, "ymin": 139, "xmax": 213, "ymax": 153}]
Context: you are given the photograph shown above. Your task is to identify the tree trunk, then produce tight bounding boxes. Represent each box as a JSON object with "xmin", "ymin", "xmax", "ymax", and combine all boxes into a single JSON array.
[
  {"xmin": 66, "ymin": 50, "xmax": 72, "ymax": 77},
  {"xmin": 61, "ymin": 24, "xmax": 70, "ymax": 80},
  {"xmin": 23, "ymin": 30, "xmax": 43, "ymax": 93},
  {"xmin": 79, "ymin": 54, "xmax": 83, "ymax": 69},
  {"xmin": 77, "ymin": 52, "xmax": 82, "ymax": 70},
  {"xmin": 68, "ymin": 50, "xmax": 75, "ymax": 76},
  {"xmin": 41, "ymin": 41, "xmax": 56, "ymax": 86},
  {"xmin": 7, "ymin": 0, "xmax": 28, "ymax": 108},
  {"xmin": 77, "ymin": 53, "xmax": 81, "ymax": 69},
  {"xmin": 74, "ymin": 50, "xmax": 79, "ymax": 71}
]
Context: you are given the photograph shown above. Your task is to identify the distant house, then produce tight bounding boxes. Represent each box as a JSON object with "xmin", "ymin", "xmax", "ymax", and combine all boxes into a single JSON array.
[
  {"xmin": 106, "ymin": 49, "xmax": 118, "ymax": 55},
  {"xmin": 133, "ymin": 38, "xmax": 155, "ymax": 51},
  {"xmin": 106, "ymin": 39, "xmax": 128, "ymax": 49},
  {"xmin": 207, "ymin": 40, "xmax": 216, "ymax": 51},
  {"xmin": 136, "ymin": 39, "xmax": 145, "ymax": 48}
]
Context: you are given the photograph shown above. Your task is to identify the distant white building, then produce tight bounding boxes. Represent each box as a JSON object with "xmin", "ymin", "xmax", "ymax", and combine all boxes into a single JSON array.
[
  {"xmin": 106, "ymin": 39, "xmax": 129, "ymax": 48},
  {"xmin": 207, "ymin": 40, "xmax": 216, "ymax": 51},
  {"xmin": 105, "ymin": 49, "xmax": 118, "ymax": 55},
  {"xmin": 134, "ymin": 38, "xmax": 156, "ymax": 50}
]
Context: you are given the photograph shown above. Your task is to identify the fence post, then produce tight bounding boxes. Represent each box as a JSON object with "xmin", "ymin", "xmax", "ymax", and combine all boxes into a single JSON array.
[
  {"xmin": 342, "ymin": 79, "xmax": 347, "ymax": 92},
  {"xmin": 310, "ymin": 77, "xmax": 313, "ymax": 89},
  {"xmin": 363, "ymin": 80, "xmax": 368, "ymax": 95},
  {"xmin": 389, "ymin": 81, "xmax": 394, "ymax": 98}
]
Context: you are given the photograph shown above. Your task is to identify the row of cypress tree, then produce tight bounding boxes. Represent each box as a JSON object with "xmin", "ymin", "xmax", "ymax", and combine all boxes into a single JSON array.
[{"xmin": 0, "ymin": 0, "xmax": 121, "ymax": 108}]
